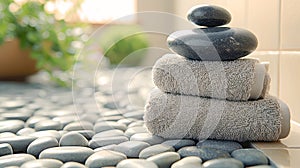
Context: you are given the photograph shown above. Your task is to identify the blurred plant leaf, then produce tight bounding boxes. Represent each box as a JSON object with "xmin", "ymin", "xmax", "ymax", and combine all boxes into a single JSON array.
[{"xmin": 100, "ymin": 25, "xmax": 148, "ymax": 65}]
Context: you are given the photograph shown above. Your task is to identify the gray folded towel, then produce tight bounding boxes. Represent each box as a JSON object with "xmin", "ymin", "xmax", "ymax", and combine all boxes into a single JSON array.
[
  {"xmin": 153, "ymin": 54, "xmax": 270, "ymax": 101},
  {"xmin": 144, "ymin": 89, "xmax": 290, "ymax": 142}
]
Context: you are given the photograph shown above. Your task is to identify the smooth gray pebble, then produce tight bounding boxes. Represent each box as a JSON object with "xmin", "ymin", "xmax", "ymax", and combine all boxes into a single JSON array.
[
  {"xmin": 0, "ymin": 154, "xmax": 36, "ymax": 167},
  {"xmin": 147, "ymin": 152, "xmax": 181, "ymax": 168},
  {"xmin": 114, "ymin": 141, "xmax": 150, "ymax": 158},
  {"xmin": 162, "ymin": 139, "xmax": 195, "ymax": 150},
  {"xmin": 34, "ymin": 120, "xmax": 62, "ymax": 131},
  {"xmin": 0, "ymin": 136, "xmax": 36, "ymax": 153},
  {"xmin": 93, "ymin": 129, "xmax": 124, "ymax": 138},
  {"xmin": 130, "ymin": 133, "xmax": 164, "ymax": 145},
  {"xmin": 20, "ymin": 159, "xmax": 63, "ymax": 168},
  {"xmin": 0, "ymin": 143, "xmax": 13, "ymax": 156},
  {"xmin": 139, "ymin": 144, "xmax": 175, "ymax": 159},
  {"xmin": 61, "ymin": 162, "xmax": 87, "ymax": 168},
  {"xmin": 197, "ymin": 140, "xmax": 242, "ymax": 153},
  {"xmin": 94, "ymin": 122, "xmax": 127, "ymax": 133},
  {"xmin": 178, "ymin": 146, "xmax": 230, "ymax": 161},
  {"xmin": 117, "ymin": 159, "xmax": 158, "ymax": 168},
  {"xmin": 171, "ymin": 156, "xmax": 202, "ymax": 168},
  {"xmin": 202, "ymin": 158, "xmax": 244, "ymax": 168},
  {"xmin": 85, "ymin": 150, "xmax": 127, "ymax": 168},
  {"xmin": 231, "ymin": 149, "xmax": 269, "ymax": 166},
  {"xmin": 39, "ymin": 146, "xmax": 94, "ymax": 163},
  {"xmin": 59, "ymin": 132, "xmax": 88, "ymax": 146},
  {"xmin": 63, "ymin": 121, "xmax": 94, "ymax": 131},
  {"xmin": 89, "ymin": 136, "xmax": 129, "ymax": 149},
  {"xmin": 27, "ymin": 136, "xmax": 59, "ymax": 158}
]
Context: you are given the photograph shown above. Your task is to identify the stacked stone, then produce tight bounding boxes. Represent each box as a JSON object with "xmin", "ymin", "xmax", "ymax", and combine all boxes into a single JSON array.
[
  {"xmin": 169, "ymin": 5, "xmax": 257, "ymax": 61},
  {"xmin": 144, "ymin": 5, "xmax": 291, "ymax": 142}
]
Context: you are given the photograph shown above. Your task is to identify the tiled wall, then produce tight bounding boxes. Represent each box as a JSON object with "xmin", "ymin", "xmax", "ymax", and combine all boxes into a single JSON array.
[
  {"xmin": 281, "ymin": 0, "xmax": 300, "ymax": 50},
  {"xmin": 280, "ymin": 52, "xmax": 300, "ymax": 123},
  {"xmin": 173, "ymin": 0, "xmax": 300, "ymax": 122},
  {"xmin": 279, "ymin": 0, "xmax": 300, "ymax": 123}
]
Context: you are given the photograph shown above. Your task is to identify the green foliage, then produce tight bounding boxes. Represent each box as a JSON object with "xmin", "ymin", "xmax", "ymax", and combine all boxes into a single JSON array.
[
  {"xmin": 0, "ymin": 0, "xmax": 85, "ymax": 86},
  {"xmin": 100, "ymin": 25, "xmax": 148, "ymax": 65}
]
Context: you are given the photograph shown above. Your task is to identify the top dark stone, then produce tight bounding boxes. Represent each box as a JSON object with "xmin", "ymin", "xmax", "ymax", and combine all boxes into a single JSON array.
[{"xmin": 187, "ymin": 5, "xmax": 231, "ymax": 27}]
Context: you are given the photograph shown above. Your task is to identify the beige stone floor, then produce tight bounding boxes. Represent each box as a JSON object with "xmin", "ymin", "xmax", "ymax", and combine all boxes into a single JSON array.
[{"xmin": 252, "ymin": 121, "xmax": 300, "ymax": 168}]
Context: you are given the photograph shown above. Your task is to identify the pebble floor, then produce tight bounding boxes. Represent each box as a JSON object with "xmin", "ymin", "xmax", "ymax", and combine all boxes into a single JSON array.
[{"xmin": 0, "ymin": 69, "xmax": 276, "ymax": 168}]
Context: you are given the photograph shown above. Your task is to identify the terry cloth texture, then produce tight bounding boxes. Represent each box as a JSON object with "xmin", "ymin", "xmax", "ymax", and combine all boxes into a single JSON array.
[
  {"xmin": 144, "ymin": 89, "xmax": 287, "ymax": 142},
  {"xmin": 152, "ymin": 54, "xmax": 270, "ymax": 101}
]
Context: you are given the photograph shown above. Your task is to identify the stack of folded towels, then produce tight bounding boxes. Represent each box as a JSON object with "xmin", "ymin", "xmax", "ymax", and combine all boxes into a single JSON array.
[{"xmin": 144, "ymin": 5, "xmax": 290, "ymax": 142}]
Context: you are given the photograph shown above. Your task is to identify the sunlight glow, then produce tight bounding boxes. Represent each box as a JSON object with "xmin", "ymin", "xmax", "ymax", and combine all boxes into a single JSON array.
[
  {"xmin": 79, "ymin": 0, "xmax": 136, "ymax": 23},
  {"xmin": 46, "ymin": 0, "xmax": 136, "ymax": 23}
]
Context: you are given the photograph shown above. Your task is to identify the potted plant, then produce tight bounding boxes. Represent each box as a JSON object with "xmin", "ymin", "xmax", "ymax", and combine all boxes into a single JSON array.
[{"xmin": 0, "ymin": 0, "xmax": 85, "ymax": 86}]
